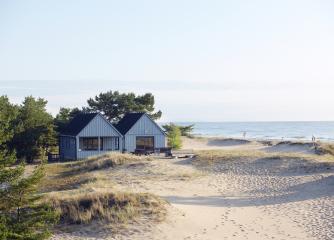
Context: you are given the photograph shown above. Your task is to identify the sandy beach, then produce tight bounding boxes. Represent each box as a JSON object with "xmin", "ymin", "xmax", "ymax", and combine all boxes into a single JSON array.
[{"xmin": 51, "ymin": 137, "xmax": 334, "ymax": 240}]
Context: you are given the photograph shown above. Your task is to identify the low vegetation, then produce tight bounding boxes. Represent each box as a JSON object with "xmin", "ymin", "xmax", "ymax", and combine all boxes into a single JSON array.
[
  {"xmin": 38, "ymin": 153, "xmax": 166, "ymax": 234},
  {"xmin": 316, "ymin": 142, "xmax": 334, "ymax": 156},
  {"xmin": 163, "ymin": 123, "xmax": 195, "ymax": 150},
  {"xmin": 193, "ymin": 149, "xmax": 334, "ymax": 165},
  {"xmin": 39, "ymin": 164, "xmax": 96, "ymax": 193},
  {"xmin": 166, "ymin": 125, "xmax": 182, "ymax": 150},
  {"xmin": 46, "ymin": 191, "xmax": 166, "ymax": 225},
  {"xmin": 69, "ymin": 152, "xmax": 152, "ymax": 172}
]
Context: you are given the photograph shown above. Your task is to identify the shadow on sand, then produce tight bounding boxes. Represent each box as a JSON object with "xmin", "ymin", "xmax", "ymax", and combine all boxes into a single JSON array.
[
  {"xmin": 163, "ymin": 175, "xmax": 334, "ymax": 207},
  {"xmin": 207, "ymin": 138, "xmax": 251, "ymax": 147}
]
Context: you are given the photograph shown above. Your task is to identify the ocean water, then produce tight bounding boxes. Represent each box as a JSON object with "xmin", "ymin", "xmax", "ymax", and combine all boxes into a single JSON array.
[{"xmin": 170, "ymin": 122, "xmax": 334, "ymax": 142}]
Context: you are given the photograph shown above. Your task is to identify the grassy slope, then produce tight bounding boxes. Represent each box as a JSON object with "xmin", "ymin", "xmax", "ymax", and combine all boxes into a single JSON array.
[
  {"xmin": 193, "ymin": 149, "xmax": 334, "ymax": 165},
  {"xmin": 40, "ymin": 153, "xmax": 166, "ymax": 227}
]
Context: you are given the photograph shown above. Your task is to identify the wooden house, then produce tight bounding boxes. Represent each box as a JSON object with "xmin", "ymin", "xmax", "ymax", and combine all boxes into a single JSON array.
[{"xmin": 59, "ymin": 112, "xmax": 166, "ymax": 160}]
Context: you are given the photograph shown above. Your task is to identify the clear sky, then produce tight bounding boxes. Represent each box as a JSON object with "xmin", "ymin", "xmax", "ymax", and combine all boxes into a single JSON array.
[{"xmin": 1, "ymin": 0, "xmax": 334, "ymax": 122}]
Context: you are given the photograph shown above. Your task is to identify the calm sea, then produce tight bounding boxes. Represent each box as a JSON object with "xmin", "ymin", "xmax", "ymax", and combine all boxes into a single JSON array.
[{"xmin": 166, "ymin": 122, "xmax": 334, "ymax": 142}]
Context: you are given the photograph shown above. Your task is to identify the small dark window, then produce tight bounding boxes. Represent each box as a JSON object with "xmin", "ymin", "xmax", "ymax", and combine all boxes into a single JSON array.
[{"xmin": 100, "ymin": 137, "xmax": 103, "ymax": 150}]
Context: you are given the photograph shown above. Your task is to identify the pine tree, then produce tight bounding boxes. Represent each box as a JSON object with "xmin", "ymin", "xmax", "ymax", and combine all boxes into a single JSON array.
[
  {"xmin": 0, "ymin": 96, "xmax": 58, "ymax": 239},
  {"xmin": 12, "ymin": 96, "xmax": 56, "ymax": 163}
]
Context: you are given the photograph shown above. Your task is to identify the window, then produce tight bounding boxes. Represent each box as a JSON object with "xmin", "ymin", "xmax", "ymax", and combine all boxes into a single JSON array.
[
  {"xmin": 102, "ymin": 137, "xmax": 119, "ymax": 151},
  {"xmin": 100, "ymin": 137, "xmax": 103, "ymax": 150},
  {"xmin": 79, "ymin": 137, "xmax": 99, "ymax": 151},
  {"xmin": 136, "ymin": 136, "xmax": 154, "ymax": 150},
  {"xmin": 114, "ymin": 137, "xmax": 119, "ymax": 150}
]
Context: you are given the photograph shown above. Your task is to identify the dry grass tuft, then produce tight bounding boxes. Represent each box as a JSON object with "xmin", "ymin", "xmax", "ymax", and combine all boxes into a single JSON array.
[
  {"xmin": 194, "ymin": 149, "xmax": 265, "ymax": 164},
  {"xmin": 316, "ymin": 143, "xmax": 334, "ymax": 156},
  {"xmin": 193, "ymin": 149, "xmax": 334, "ymax": 165},
  {"xmin": 39, "ymin": 163, "xmax": 98, "ymax": 193},
  {"xmin": 69, "ymin": 153, "xmax": 152, "ymax": 172},
  {"xmin": 40, "ymin": 153, "xmax": 166, "ymax": 228},
  {"xmin": 46, "ymin": 191, "xmax": 166, "ymax": 224}
]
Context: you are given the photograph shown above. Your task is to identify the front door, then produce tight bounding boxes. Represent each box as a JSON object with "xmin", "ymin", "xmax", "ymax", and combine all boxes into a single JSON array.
[{"xmin": 136, "ymin": 136, "xmax": 154, "ymax": 150}]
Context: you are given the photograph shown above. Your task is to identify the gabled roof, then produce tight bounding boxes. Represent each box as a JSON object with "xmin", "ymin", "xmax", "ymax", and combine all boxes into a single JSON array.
[
  {"xmin": 114, "ymin": 112, "xmax": 166, "ymax": 135},
  {"xmin": 61, "ymin": 113, "xmax": 98, "ymax": 136},
  {"xmin": 114, "ymin": 112, "xmax": 145, "ymax": 135}
]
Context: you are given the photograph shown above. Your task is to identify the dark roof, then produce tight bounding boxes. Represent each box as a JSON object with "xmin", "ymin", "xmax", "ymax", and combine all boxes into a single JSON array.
[
  {"xmin": 61, "ymin": 113, "xmax": 98, "ymax": 136},
  {"xmin": 114, "ymin": 112, "xmax": 145, "ymax": 135}
]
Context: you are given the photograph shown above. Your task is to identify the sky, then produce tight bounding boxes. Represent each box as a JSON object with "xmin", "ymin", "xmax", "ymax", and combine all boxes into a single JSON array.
[{"xmin": 0, "ymin": 0, "xmax": 334, "ymax": 122}]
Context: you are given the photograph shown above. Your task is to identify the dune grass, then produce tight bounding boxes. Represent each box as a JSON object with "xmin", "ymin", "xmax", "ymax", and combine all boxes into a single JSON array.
[
  {"xmin": 40, "ymin": 153, "xmax": 166, "ymax": 228},
  {"xmin": 316, "ymin": 143, "xmax": 334, "ymax": 156},
  {"xmin": 69, "ymin": 152, "xmax": 153, "ymax": 172},
  {"xmin": 193, "ymin": 149, "xmax": 334, "ymax": 165},
  {"xmin": 40, "ymin": 164, "xmax": 97, "ymax": 192},
  {"xmin": 46, "ymin": 191, "xmax": 166, "ymax": 225}
]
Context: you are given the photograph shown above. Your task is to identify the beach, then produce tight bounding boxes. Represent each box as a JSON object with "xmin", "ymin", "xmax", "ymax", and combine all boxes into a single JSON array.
[{"xmin": 51, "ymin": 137, "xmax": 334, "ymax": 240}]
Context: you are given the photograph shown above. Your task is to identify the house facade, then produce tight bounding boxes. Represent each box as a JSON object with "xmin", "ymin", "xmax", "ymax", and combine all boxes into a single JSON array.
[
  {"xmin": 59, "ymin": 113, "xmax": 123, "ymax": 160},
  {"xmin": 59, "ymin": 112, "xmax": 166, "ymax": 160},
  {"xmin": 115, "ymin": 113, "xmax": 167, "ymax": 152}
]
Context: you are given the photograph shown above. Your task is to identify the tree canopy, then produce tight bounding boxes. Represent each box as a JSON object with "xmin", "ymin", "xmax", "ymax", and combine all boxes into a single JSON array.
[
  {"xmin": 86, "ymin": 91, "xmax": 162, "ymax": 122},
  {"xmin": 11, "ymin": 96, "xmax": 56, "ymax": 163},
  {"xmin": 0, "ymin": 96, "xmax": 58, "ymax": 239},
  {"xmin": 54, "ymin": 107, "xmax": 82, "ymax": 133},
  {"xmin": 162, "ymin": 123, "xmax": 195, "ymax": 137}
]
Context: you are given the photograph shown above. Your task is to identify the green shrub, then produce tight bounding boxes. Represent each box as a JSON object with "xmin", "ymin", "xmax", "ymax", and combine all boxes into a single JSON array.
[{"xmin": 166, "ymin": 125, "xmax": 182, "ymax": 150}]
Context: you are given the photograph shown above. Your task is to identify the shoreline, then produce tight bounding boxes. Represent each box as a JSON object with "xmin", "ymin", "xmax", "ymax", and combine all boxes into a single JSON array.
[{"xmin": 191, "ymin": 134, "xmax": 334, "ymax": 144}]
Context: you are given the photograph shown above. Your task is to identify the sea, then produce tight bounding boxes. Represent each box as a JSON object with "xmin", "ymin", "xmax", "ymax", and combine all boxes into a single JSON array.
[{"xmin": 167, "ymin": 122, "xmax": 334, "ymax": 142}]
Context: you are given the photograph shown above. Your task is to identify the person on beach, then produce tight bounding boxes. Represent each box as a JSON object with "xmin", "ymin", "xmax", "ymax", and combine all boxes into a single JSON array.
[
  {"xmin": 312, "ymin": 135, "xmax": 318, "ymax": 152},
  {"xmin": 242, "ymin": 131, "xmax": 247, "ymax": 138},
  {"xmin": 312, "ymin": 135, "xmax": 316, "ymax": 143}
]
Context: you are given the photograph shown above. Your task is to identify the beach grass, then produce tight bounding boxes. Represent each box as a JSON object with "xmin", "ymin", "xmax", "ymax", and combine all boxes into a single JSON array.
[
  {"xmin": 193, "ymin": 149, "xmax": 334, "ymax": 165},
  {"xmin": 45, "ymin": 191, "xmax": 166, "ymax": 225},
  {"xmin": 68, "ymin": 152, "xmax": 153, "ymax": 172},
  {"xmin": 317, "ymin": 142, "xmax": 334, "ymax": 156},
  {"xmin": 40, "ymin": 153, "xmax": 167, "ymax": 227}
]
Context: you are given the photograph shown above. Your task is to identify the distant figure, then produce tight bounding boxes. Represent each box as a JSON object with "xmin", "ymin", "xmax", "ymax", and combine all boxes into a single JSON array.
[
  {"xmin": 312, "ymin": 135, "xmax": 317, "ymax": 152},
  {"xmin": 312, "ymin": 135, "xmax": 316, "ymax": 143},
  {"xmin": 242, "ymin": 131, "xmax": 247, "ymax": 139}
]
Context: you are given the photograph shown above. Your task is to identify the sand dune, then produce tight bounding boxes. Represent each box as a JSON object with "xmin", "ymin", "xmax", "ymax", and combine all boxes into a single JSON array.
[
  {"xmin": 264, "ymin": 141, "xmax": 317, "ymax": 154},
  {"xmin": 52, "ymin": 137, "xmax": 334, "ymax": 240},
  {"xmin": 181, "ymin": 137, "xmax": 260, "ymax": 150}
]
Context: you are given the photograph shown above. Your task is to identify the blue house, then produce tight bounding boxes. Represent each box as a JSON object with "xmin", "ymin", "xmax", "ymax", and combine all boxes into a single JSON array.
[
  {"xmin": 115, "ymin": 112, "xmax": 167, "ymax": 153},
  {"xmin": 59, "ymin": 112, "xmax": 166, "ymax": 160}
]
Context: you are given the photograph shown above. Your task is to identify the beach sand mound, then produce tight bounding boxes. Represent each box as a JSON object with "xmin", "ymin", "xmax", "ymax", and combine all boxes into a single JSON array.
[
  {"xmin": 207, "ymin": 138, "xmax": 251, "ymax": 146},
  {"xmin": 265, "ymin": 141, "xmax": 316, "ymax": 154},
  {"xmin": 182, "ymin": 137, "xmax": 255, "ymax": 150}
]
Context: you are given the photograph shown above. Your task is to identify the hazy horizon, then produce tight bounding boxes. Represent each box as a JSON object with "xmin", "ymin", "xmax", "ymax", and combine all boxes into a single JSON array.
[{"xmin": 1, "ymin": 1, "xmax": 334, "ymax": 122}]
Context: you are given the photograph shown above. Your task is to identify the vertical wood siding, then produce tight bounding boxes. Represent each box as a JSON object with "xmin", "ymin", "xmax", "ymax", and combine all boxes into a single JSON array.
[
  {"xmin": 76, "ymin": 114, "xmax": 122, "ymax": 159},
  {"xmin": 124, "ymin": 115, "xmax": 166, "ymax": 152},
  {"xmin": 78, "ymin": 115, "xmax": 120, "ymax": 137}
]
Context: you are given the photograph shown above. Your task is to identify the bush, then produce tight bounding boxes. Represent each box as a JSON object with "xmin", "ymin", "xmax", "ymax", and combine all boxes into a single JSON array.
[
  {"xmin": 166, "ymin": 125, "xmax": 182, "ymax": 150},
  {"xmin": 162, "ymin": 123, "xmax": 194, "ymax": 137}
]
